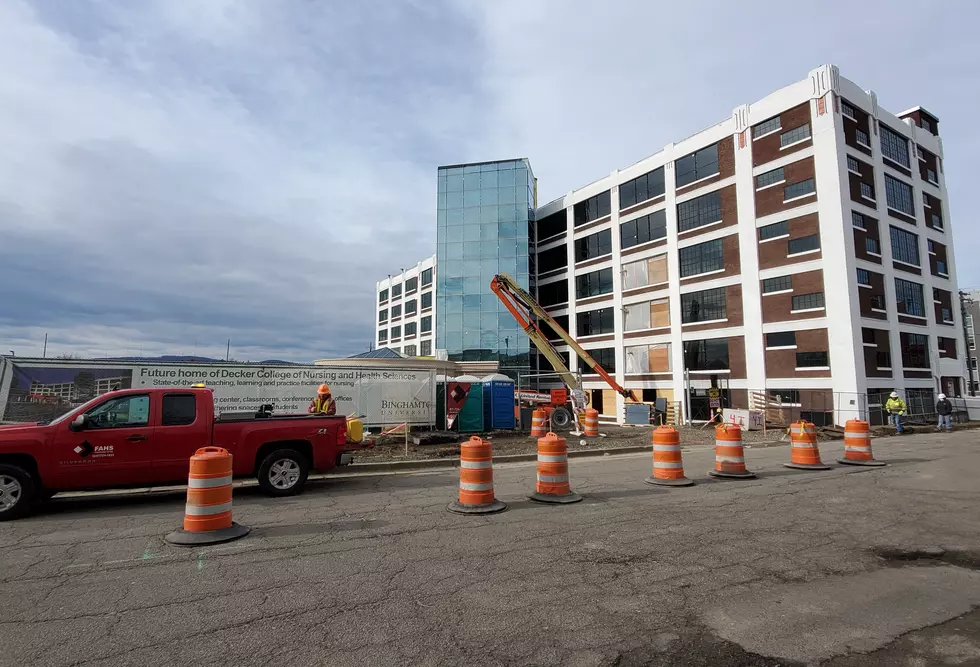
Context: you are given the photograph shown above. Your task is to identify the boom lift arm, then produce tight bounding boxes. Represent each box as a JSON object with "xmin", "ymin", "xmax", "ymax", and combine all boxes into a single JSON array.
[{"xmin": 490, "ymin": 273, "xmax": 639, "ymax": 403}]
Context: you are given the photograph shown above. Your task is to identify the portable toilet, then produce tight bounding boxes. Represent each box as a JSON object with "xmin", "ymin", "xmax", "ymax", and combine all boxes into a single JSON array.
[
  {"xmin": 454, "ymin": 375, "xmax": 484, "ymax": 433},
  {"xmin": 435, "ymin": 375, "xmax": 453, "ymax": 431},
  {"xmin": 482, "ymin": 373, "xmax": 516, "ymax": 430}
]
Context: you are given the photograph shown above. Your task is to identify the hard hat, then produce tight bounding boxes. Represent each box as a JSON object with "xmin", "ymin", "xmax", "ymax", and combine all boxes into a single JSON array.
[
  {"xmin": 890, "ymin": 391, "xmax": 899, "ymax": 398},
  {"xmin": 317, "ymin": 384, "xmax": 331, "ymax": 395},
  {"xmin": 938, "ymin": 393, "xmax": 946, "ymax": 400}
]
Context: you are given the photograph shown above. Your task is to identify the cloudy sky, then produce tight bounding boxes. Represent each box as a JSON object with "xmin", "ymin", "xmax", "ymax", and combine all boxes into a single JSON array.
[{"xmin": 1, "ymin": 0, "xmax": 977, "ymax": 362}]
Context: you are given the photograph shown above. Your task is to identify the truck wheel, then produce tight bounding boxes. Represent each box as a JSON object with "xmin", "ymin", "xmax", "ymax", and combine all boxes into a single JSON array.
[
  {"xmin": 0, "ymin": 464, "xmax": 37, "ymax": 521},
  {"xmin": 550, "ymin": 407, "xmax": 573, "ymax": 430},
  {"xmin": 257, "ymin": 449, "xmax": 309, "ymax": 497}
]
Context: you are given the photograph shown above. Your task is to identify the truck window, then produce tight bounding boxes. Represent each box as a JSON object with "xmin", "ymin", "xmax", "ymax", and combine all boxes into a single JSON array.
[
  {"xmin": 85, "ymin": 395, "xmax": 150, "ymax": 429},
  {"xmin": 162, "ymin": 394, "xmax": 197, "ymax": 426}
]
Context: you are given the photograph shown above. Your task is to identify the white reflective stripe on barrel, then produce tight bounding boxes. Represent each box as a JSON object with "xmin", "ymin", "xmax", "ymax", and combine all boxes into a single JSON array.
[
  {"xmin": 844, "ymin": 445, "xmax": 870, "ymax": 452},
  {"xmin": 459, "ymin": 482, "xmax": 494, "ymax": 492},
  {"xmin": 653, "ymin": 444, "xmax": 679, "ymax": 452},
  {"xmin": 184, "ymin": 501, "xmax": 233, "ymax": 516},
  {"xmin": 537, "ymin": 454, "xmax": 566, "ymax": 463},
  {"xmin": 715, "ymin": 455, "xmax": 745, "ymax": 463},
  {"xmin": 653, "ymin": 461, "xmax": 683, "ymax": 469},
  {"xmin": 537, "ymin": 474, "xmax": 568, "ymax": 483},
  {"xmin": 791, "ymin": 442, "xmax": 814, "ymax": 448},
  {"xmin": 187, "ymin": 475, "xmax": 233, "ymax": 489},
  {"xmin": 460, "ymin": 459, "xmax": 492, "ymax": 469}
]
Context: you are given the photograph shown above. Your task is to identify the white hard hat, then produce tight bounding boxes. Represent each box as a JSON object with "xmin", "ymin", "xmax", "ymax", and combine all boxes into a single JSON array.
[
  {"xmin": 890, "ymin": 391, "xmax": 899, "ymax": 398},
  {"xmin": 938, "ymin": 393, "xmax": 946, "ymax": 400}
]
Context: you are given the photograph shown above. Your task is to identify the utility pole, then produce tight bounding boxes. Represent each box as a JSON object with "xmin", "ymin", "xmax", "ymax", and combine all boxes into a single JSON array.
[
  {"xmin": 226, "ymin": 339, "xmax": 231, "ymax": 362},
  {"xmin": 42, "ymin": 333, "xmax": 47, "ymax": 359}
]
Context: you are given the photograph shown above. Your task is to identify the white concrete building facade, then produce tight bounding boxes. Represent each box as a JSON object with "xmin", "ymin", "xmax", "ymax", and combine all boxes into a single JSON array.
[{"xmin": 375, "ymin": 255, "xmax": 436, "ymax": 358}]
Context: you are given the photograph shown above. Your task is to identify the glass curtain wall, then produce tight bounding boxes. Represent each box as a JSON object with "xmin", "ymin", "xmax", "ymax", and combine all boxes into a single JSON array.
[{"xmin": 436, "ymin": 159, "xmax": 536, "ymax": 376}]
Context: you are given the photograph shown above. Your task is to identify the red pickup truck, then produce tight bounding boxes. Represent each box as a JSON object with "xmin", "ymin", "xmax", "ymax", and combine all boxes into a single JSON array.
[{"xmin": 0, "ymin": 386, "xmax": 353, "ymax": 520}]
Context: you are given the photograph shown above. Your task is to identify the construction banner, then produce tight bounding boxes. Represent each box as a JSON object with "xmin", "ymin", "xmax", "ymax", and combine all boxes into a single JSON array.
[{"xmin": 445, "ymin": 381, "xmax": 471, "ymax": 429}]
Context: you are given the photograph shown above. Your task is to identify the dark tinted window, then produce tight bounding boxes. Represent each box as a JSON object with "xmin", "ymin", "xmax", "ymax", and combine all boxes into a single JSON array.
[
  {"xmin": 766, "ymin": 331, "xmax": 797, "ymax": 348},
  {"xmin": 405, "ymin": 277, "xmax": 418, "ymax": 292},
  {"xmin": 537, "ymin": 210, "xmax": 567, "ymax": 240},
  {"xmin": 675, "ymin": 143, "xmax": 719, "ymax": 188},
  {"xmin": 538, "ymin": 245, "xmax": 568, "ymax": 274},
  {"xmin": 584, "ymin": 348, "xmax": 616, "ymax": 373},
  {"xmin": 421, "ymin": 291, "xmax": 432, "ymax": 309},
  {"xmin": 683, "ymin": 339, "xmax": 729, "ymax": 370},
  {"xmin": 577, "ymin": 308, "xmax": 615, "ymax": 335},
  {"xmin": 538, "ymin": 280, "xmax": 569, "ymax": 307},
  {"xmin": 680, "ymin": 287, "xmax": 727, "ymax": 323},
  {"xmin": 679, "ymin": 239, "xmax": 724, "ymax": 277},
  {"xmin": 162, "ymin": 394, "xmax": 197, "ymax": 427},
  {"xmin": 620, "ymin": 209, "xmax": 667, "ymax": 249},
  {"xmin": 796, "ymin": 351, "xmax": 829, "ymax": 367},
  {"xmin": 575, "ymin": 229, "xmax": 612, "ymax": 262},
  {"xmin": 619, "ymin": 167, "xmax": 665, "ymax": 209},
  {"xmin": 576, "ymin": 268, "xmax": 614, "ymax": 298},
  {"xmin": 573, "ymin": 191, "xmax": 611, "ymax": 226},
  {"xmin": 421, "ymin": 268, "xmax": 433, "ymax": 286},
  {"xmin": 677, "ymin": 190, "xmax": 722, "ymax": 232}
]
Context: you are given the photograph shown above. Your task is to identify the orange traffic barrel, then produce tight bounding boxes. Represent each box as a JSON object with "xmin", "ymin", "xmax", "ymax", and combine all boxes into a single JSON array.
[
  {"xmin": 165, "ymin": 447, "xmax": 250, "ymax": 546},
  {"xmin": 708, "ymin": 424, "xmax": 756, "ymax": 479},
  {"xmin": 447, "ymin": 436, "xmax": 507, "ymax": 514},
  {"xmin": 838, "ymin": 419, "xmax": 886, "ymax": 467},
  {"xmin": 529, "ymin": 432, "xmax": 582, "ymax": 504},
  {"xmin": 785, "ymin": 420, "xmax": 831, "ymax": 470},
  {"xmin": 530, "ymin": 408, "xmax": 548, "ymax": 437},
  {"xmin": 583, "ymin": 408, "xmax": 599, "ymax": 437},
  {"xmin": 645, "ymin": 425, "xmax": 694, "ymax": 487}
]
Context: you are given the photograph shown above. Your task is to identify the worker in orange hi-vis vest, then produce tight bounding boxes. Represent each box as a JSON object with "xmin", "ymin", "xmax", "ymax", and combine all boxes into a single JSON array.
[{"xmin": 308, "ymin": 384, "xmax": 337, "ymax": 416}]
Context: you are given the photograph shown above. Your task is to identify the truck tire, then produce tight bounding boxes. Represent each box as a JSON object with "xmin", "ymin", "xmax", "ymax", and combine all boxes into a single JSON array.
[
  {"xmin": 0, "ymin": 464, "xmax": 37, "ymax": 521},
  {"xmin": 257, "ymin": 449, "xmax": 310, "ymax": 497},
  {"xmin": 550, "ymin": 407, "xmax": 573, "ymax": 430}
]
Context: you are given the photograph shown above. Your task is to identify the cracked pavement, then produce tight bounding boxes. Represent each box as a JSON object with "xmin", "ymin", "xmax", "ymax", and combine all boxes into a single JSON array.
[{"xmin": 1, "ymin": 430, "xmax": 979, "ymax": 666}]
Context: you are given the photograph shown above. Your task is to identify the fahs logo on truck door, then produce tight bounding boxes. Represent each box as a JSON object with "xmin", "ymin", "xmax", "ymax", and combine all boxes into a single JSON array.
[{"xmin": 73, "ymin": 442, "xmax": 114, "ymax": 458}]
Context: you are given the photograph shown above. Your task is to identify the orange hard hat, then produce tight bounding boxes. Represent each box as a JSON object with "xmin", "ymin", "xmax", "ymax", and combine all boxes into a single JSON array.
[{"xmin": 317, "ymin": 384, "xmax": 331, "ymax": 395}]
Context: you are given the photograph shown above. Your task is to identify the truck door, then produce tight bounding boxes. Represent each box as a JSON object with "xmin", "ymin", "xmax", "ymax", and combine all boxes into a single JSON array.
[
  {"xmin": 151, "ymin": 392, "xmax": 208, "ymax": 483},
  {"xmin": 54, "ymin": 393, "xmax": 156, "ymax": 487}
]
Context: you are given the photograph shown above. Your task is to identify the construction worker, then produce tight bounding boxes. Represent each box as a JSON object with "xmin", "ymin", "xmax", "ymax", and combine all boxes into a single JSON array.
[
  {"xmin": 884, "ymin": 391, "xmax": 907, "ymax": 434},
  {"xmin": 309, "ymin": 384, "xmax": 336, "ymax": 416},
  {"xmin": 935, "ymin": 393, "xmax": 953, "ymax": 432}
]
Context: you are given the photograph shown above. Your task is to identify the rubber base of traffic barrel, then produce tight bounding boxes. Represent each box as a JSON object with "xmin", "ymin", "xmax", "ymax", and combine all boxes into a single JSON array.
[
  {"xmin": 837, "ymin": 458, "xmax": 887, "ymax": 467},
  {"xmin": 708, "ymin": 470, "xmax": 757, "ymax": 479},
  {"xmin": 644, "ymin": 476, "xmax": 695, "ymax": 487},
  {"xmin": 528, "ymin": 491, "xmax": 583, "ymax": 504},
  {"xmin": 446, "ymin": 499, "xmax": 508, "ymax": 515},
  {"xmin": 165, "ymin": 522, "xmax": 251, "ymax": 546},
  {"xmin": 783, "ymin": 462, "xmax": 832, "ymax": 470}
]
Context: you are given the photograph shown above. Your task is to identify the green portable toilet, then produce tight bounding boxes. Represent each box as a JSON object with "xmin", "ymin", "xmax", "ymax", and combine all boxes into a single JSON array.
[
  {"xmin": 435, "ymin": 375, "xmax": 452, "ymax": 431},
  {"xmin": 454, "ymin": 375, "xmax": 484, "ymax": 433}
]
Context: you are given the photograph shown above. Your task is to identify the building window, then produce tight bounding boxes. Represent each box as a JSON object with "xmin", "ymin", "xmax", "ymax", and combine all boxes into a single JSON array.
[
  {"xmin": 575, "ymin": 229, "xmax": 612, "ymax": 262},
  {"xmin": 404, "ymin": 344, "xmax": 417, "ymax": 357},
  {"xmin": 379, "ymin": 309, "xmax": 388, "ymax": 323},
  {"xmin": 784, "ymin": 179, "xmax": 815, "ymax": 201},
  {"xmin": 762, "ymin": 275, "xmax": 792, "ymax": 294},
  {"xmin": 379, "ymin": 288, "xmax": 389, "ymax": 302},
  {"xmin": 780, "ymin": 123, "xmax": 811, "ymax": 147},
  {"xmin": 421, "ymin": 315, "xmax": 432, "ymax": 333},
  {"xmin": 753, "ymin": 116, "xmax": 781, "ymax": 138},
  {"xmin": 620, "ymin": 209, "xmax": 667, "ymax": 249},
  {"xmin": 900, "ymin": 332, "xmax": 929, "ymax": 368},
  {"xmin": 390, "ymin": 325, "xmax": 401, "ymax": 339},
  {"xmin": 625, "ymin": 343, "xmax": 672, "ymax": 374},
  {"xmin": 852, "ymin": 211, "xmax": 868, "ymax": 230},
  {"xmin": 391, "ymin": 283, "xmax": 402, "ymax": 298},
  {"xmin": 880, "ymin": 124, "xmax": 910, "ymax": 167},
  {"xmin": 421, "ymin": 268, "xmax": 433, "ymax": 286},
  {"xmin": 404, "ymin": 322, "xmax": 417, "ymax": 337},
  {"xmin": 420, "ymin": 340, "xmax": 432, "ymax": 356},
  {"xmin": 855, "ymin": 127, "xmax": 871, "ymax": 147},
  {"xmin": 935, "ymin": 258, "xmax": 948, "ymax": 276},
  {"xmin": 622, "ymin": 255, "xmax": 668, "ymax": 290},
  {"xmin": 796, "ymin": 351, "xmax": 829, "ymax": 368},
  {"xmin": 677, "ymin": 190, "xmax": 722, "ymax": 232},
  {"xmin": 792, "ymin": 292, "xmax": 825, "ymax": 311},
  {"xmin": 537, "ymin": 210, "xmax": 567, "ymax": 241},
  {"xmin": 585, "ymin": 348, "xmax": 616, "ymax": 374},
  {"xmin": 847, "ymin": 156, "xmax": 860, "ymax": 173},
  {"xmin": 884, "ymin": 174, "xmax": 915, "ymax": 215},
  {"xmin": 842, "ymin": 101, "xmax": 857, "ymax": 120},
  {"xmin": 756, "ymin": 167, "xmax": 785, "ymax": 189},
  {"xmin": 619, "ymin": 167, "xmax": 665, "ymax": 209},
  {"xmin": 769, "ymin": 389, "xmax": 801, "ymax": 405},
  {"xmin": 577, "ymin": 307, "xmax": 615, "ymax": 336},
  {"xmin": 680, "ymin": 287, "xmax": 727, "ymax": 323},
  {"xmin": 865, "ymin": 236, "xmax": 881, "ymax": 255},
  {"xmin": 766, "ymin": 331, "xmax": 796, "ymax": 348},
  {"xmin": 860, "ymin": 182, "xmax": 875, "ymax": 200},
  {"xmin": 760, "ymin": 220, "xmax": 788, "ymax": 240},
  {"xmin": 539, "ymin": 280, "xmax": 569, "ymax": 307},
  {"xmin": 405, "ymin": 277, "xmax": 418, "ymax": 293},
  {"xmin": 920, "ymin": 116, "xmax": 933, "ymax": 133},
  {"xmin": 421, "ymin": 291, "xmax": 433, "ymax": 309},
  {"xmin": 939, "ymin": 337, "xmax": 957, "ymax": 358},
  {"xmin": 624, "ymin": 298, "xmax": 670, "ymax": 331},
  {"xmin": 378, "ymin": 329, "xmax": 388, "ymax": 343},
  {"xmin": 675, "ymin": 143, "xmax": 719, "ymax": 188},
  {"xmin": 574, "ymin": 191, "xmax": 611, "ymax": 226},
  {"xmin": 870, "ymin": 294, "xmax": 886, "ymax": 310},
  {"xmin": 679, "ymin": 239, "xmax": 724, "ymax": 278},
  {"xmin": 857, "ymin": 268, "xmax": 871, "ymax": 286},
  {"xmin": 889, "ymin": 226, "xmax": 920, "ymax": 266},
  {"xmin": 538, "ymin": 245, "xmax": 568, "ymax": 274},
  {"xmin": 926, "ymin": 167, "xmax": 938, "ymax": 184},
  {"xmin": 390, "ymin": 304, "xmax": 402, "ymax": 318},
  {"xmin": 404, "ymin": 300, "xmax": 417, "ymax": 316},
  {"xmin": 683, "ymin": 339, "xmax": 730, "ymax": 371},
  {"xmin": 576, "ymin": 268, "xmax": 614, "ymax": 298},
  {"xmin": 788, "ymin": 234, "xmax": 820, "ymax": 255},
  {"xmin": 941, "ymin": 307, "xmax": 953, "ymax": 323},
  {"xmin": 930, "ymin": 213, "xmax": 943, "ymax": 230},
  {"xmin": 894, "ymin": 278, "xmax": 925, "ymax": 317}
]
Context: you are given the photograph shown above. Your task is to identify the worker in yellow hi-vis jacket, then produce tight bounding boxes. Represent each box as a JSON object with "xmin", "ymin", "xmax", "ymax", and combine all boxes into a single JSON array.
[{"xmin": 308, "ymin": 384, "xmax": 336, "ymax": 416}]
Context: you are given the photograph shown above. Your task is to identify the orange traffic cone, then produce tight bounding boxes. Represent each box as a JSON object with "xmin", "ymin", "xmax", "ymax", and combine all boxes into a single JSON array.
[
  {"xmin": 583, "ymin": 408, "xmax": 599, "ymax": 437},
  {"xmin": 530, "ymin": 408, "xmax": 548, "ymax": 437},
  {"xmin": 838, "ymin": 419, "xmax": 886, "ymax": 467},
  {"xmin": 785, "ymin": 420, "xmax": 831, "ymax": 470},
  {"xmin": 529, "ymin": 432, "xmax": 582, "ymax": 504},
  {"xmin": 708, "ymin": 424, "xmax": 756, "ymax": 479},
  {"xmin": 166, "ymin": 447, "xmax": 250, "ymax": 546},
  {"xmin": 645, "ymin": 425, "xmax": 694, "ymax": 487},
  {"xmin": 447, "ymin": 436, "xmax": 507, "ymax": 514}
]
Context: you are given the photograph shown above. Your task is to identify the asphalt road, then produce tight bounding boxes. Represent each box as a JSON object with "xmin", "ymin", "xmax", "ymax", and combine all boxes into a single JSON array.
[{"xmin": 1, "ymin": 430, "xmax": 979, "ymax": 666}]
